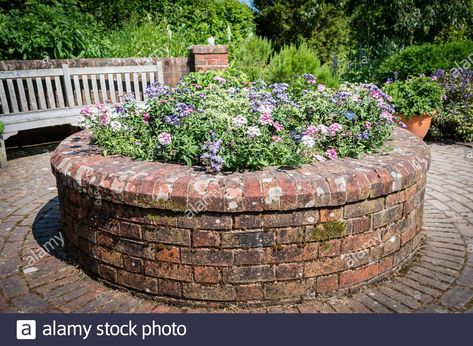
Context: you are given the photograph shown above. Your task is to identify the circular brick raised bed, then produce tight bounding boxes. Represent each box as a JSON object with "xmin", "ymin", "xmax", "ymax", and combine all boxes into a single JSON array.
[{"xmin": 51, "ymin": 127, "xmax": 430, "ymax": 306}]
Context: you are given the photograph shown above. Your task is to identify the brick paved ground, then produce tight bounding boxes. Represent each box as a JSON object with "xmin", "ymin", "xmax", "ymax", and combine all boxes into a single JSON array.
[{"xmin": 1, "ymin": 142, "xmax": 472, "ymax": 313}]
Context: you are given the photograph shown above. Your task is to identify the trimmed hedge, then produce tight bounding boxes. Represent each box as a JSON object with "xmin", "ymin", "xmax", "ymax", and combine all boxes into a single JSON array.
[{"xmin": 377, "ymin": 41, "xmax": 473, "ymax": 82}]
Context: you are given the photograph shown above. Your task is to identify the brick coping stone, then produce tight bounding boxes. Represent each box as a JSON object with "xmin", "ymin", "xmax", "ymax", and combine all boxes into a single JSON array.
[{"xmin": 50, "ymin": 127, "xmax": 430, "ymax": 306}]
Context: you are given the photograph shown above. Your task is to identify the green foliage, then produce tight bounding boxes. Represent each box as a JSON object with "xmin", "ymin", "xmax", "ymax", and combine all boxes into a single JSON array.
[
  {"xmin": 0, "ymin": 0, "xmax": 107, "ymax": 60},
  {"xmin": 230, "ymin": 35, "xmax": 273, "ymax": 81},
  {"xmin": 430, "ymin": 69, "xmax": 473, "ymax": 142},
  {"xmin": 266, "ymin": 43, "xmax": 320, "ymax": 83},
  {"xmin": 254, "ymin": 0, "xmax": 350, "ymax": 64},
  {"xmin": 383, "ymin": 77, "xmax": 445, "ymax": 120},
  {"xmin": 377, "ymin": 41, "xmax": 473, "ymax": 82},
  {"xmin": 0, "ymin": 121, "xmax": 4, "ymax": 134},
  {"xmin": 431, "ymin": 105, "xmax": 473, "ymax": 142},
  {"xmin": 105, "ymin": 17, "xmax": 192, "ymax": 58},
  {"xmin": 347, "ymin": 0, "xmax": 473, "ymax": 54},
  {"xmin": 80, "ymin": 72, "xmax": 395, "ymax": 172},
  {"xmin": 264, "ymin": 43, "xmax": 339, "ymax": 87}
]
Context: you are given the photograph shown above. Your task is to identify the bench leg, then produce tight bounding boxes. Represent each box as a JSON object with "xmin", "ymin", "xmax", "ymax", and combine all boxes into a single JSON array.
[{"xmin": 0, "ymin": 136, "xmax": 7, "ymax": 168}]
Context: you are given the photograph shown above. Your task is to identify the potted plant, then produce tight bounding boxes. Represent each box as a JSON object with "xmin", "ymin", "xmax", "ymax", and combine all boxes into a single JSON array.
[{"xmin": 383, "ymin": 76, "xmax": 444, "ymax": 138}]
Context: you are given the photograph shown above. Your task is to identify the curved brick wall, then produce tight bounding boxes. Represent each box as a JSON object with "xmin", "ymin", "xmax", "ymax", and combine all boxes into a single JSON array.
[{"xmin": 51, "ymin": 127, "xmax": 430, "ymax": 306}]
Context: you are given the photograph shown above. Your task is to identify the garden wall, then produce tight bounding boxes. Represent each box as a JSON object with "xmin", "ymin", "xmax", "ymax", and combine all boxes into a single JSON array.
[{"xmin": 51, "ymin": 127, "xmax": 430, "ymax": 306}]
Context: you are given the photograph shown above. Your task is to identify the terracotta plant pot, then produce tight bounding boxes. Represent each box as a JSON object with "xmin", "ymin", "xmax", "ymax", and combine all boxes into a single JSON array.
[{"xmin": 398, "ymin": 114, "xmax": 433, "ymax": 139}]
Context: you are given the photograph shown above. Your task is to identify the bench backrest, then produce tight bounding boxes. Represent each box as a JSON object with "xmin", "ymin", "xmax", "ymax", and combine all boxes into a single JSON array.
[{"xmin": 0, "ymin": 62, "xmax": 164, "ymax": 115}]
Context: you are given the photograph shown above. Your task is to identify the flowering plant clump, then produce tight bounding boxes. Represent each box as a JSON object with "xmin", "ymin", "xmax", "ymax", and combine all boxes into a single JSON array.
[{"xmin": 79, "ymin": 71, "xmax": 396, "ymax": 173}]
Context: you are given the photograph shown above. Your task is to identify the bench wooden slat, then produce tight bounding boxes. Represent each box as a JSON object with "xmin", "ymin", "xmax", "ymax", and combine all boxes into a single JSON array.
[
  {"xmin": 149, "ymin": 72, "xmax": 155, "ymax": 85},
  {"xmin": 124, "ymin": 73, "xmax": 131, "ymax": 94},
  {"xmin": 61, "ymin": 64, "xmax": 75, "ymax": 108},
  {"xmin": 54, "ymin": 76, "xmax": 65, "ymax": 108},
  {"xmin": 141, "ymin": 73, "xmax": 147, "ymax": 100},
  {"xmin": 26, "ymin": 78, "xmax": 37, "ymax": 111},
  {"xmin": 108, "ymin": 73, "xmax": 116, "ymax": 103},
  {"xmin": 133, "ymin": 73, "xmax": 141, "ymax": 101},
  {"xmin": 0, "ymin": 80, "xmax": 10, "ymax": 114},
  {"xmin": 45, "ymin": 77, "xmax": 56, "ymax": 109},
  {"xmin": 73, "ymin": 75, "xmax": 82, "ymax": 106},
  {"xmin": 16, "ymin": 79, "xmax": 28, "ymax": 112},
  {"xmin": 90, "ymin": 74, "xmax": 99, "ymax": 104},
  {"xmin": 35, "ymin": 77, "xmax": 47, "ymax": 110},
  {"xmin": 0, "ymin": 69, "xmax": 63, "ymax": 79},
  {"xmin": 69, "ymin": 65, "xmax": 158, "ymax": 75},
  {"xmin": 7, "ymin": 79, "xmax": 19, "ymax": 113},
  {"xmin": 116, "ymin": 74, "xmax": 123, "ymax": 98},
  {"xmin": 82, "ymin": 75, "xmax": 91, "ymax": 105},
  {"xmin": 157, "ymin": 60, "xmax": 164, "ymax": 84},
  {"xmin": 99, "ymin": 74, "xmax": 107, "ymax": 103}
]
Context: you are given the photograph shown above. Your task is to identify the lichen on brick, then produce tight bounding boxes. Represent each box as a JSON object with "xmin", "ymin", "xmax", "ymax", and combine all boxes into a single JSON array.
[{"xmin": 311, "ymin": 220, "xmax": 346, "ymax": 241}]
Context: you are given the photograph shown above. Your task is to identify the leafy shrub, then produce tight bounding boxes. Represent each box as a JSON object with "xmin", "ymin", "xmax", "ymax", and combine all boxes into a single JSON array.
[
  {"xmin": 377, "ymin": 41, "xmax": 473, "ymax": 82},
  {"xmin": 230, "ymin": 35, "xmax": 273, "ymax": 81},
  {"xmin": 265, "ymin": 43, "xmax": 339, "ymax": 87},
  {"xmin": 0, "ymin": 121, "xmax": 4, "ymax": 134},
  {"xmin": 79, "ymin": 72, "xmax": 395, "ymax": 173},
  {"xmin": 0, "ymin": 0, "xmax": 107, "ymax": 59},
  {"xmin": 383, "ymin": 76, "xmax": 444, "ymax": 120},
  {"xmin": 105, "ymin": 17, "xmax": 193, "ymax": 58},
  {"xmin": 430, "ymin": 69, "xmax": 473, "ymax": 141}
]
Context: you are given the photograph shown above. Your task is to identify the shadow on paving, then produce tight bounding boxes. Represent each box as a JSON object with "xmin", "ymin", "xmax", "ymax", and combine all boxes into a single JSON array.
[{"xmin": 31, "ymin": 196, "xmax": 75, "ymax": 264}]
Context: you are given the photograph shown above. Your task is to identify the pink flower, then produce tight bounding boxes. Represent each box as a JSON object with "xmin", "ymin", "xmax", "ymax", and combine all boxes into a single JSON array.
[
  {"xmin": 100, "ymin": 113, "xmax": 110, "ymax": 126},
  {"xmin": 328, "ymin": 123, "xmax": 342, "ymax": 136},
  {"xmin": 158, "ymin": 132, "xmax": 172, "ymax": 145},
  {"xmin": 213, "ymin": 76, "xmax": 226, "ymax": 83},
  {"xmin": 326, "ymin": 148, "xmax": 338, "ymax": 160},
  {"xmin": 272, "ymin": 121, "xmax": 284, "ymax": 132},
  {"xmin": 317, "ymin": 84, "xmax": 326, "ymax": 91},
  {"xmin": 365, "ymin": 121, "xmax": 372, "ymax": 129},
  {"xmin": 380, "ymin": 111, "xmax": 393, "ymax": 122},
  {"xmin": 258, "ymin": 103, "xmax": 274, "ymax": 115},
  {"xmin": 431, "ymin": 76, "xmax": 438, "ymax": 81},
  {"xmin": 304, "ymin": 125, "xmax": 318, "ymax": 136},
  {"xmin": 142, "ymin": 112, "xmax": 150, "ymax": 123},
  {"xmin": 351, "ymin": 94, "xmax": 360, "ymax": 102},
  {"xmin": 80, "ymin": 106, "xmax": 92, "ymax": 118},
  {"xmin": 259, "ymin": 113, "xmax": 273, "ymax": 125},
  {"xmin": 314, "ymin": 153, "xmax": 326, "ymax": 162},
  {"xmin": 371, "ymin": 90, "xmax": 382, "ymax": 99},
  {"xmin": 272, "ymin": 135, "xmax": 282, "ymax": 143}
]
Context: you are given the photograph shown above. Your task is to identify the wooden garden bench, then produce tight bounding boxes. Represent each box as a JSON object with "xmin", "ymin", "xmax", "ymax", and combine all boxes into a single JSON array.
[{"xmin": 0, "ymin": 62, "xmax": 164, "ymax": 167}]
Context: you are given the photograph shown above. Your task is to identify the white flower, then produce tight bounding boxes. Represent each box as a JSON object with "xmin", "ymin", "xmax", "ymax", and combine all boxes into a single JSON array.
[
  {"xmin": 301, "ymin": 135, "xmax": 315, "ymax": 148},
  {"xmin": 158, "ymin": 132, "xmax": 172, "ymax": 145},
  {"xmin": 233, "ymin": 116, "xmax": 248, "ymax": 128},
  {"xmin": 247, "ymin": 126, "xmax": 261, "ymax": 138},
  {"xmin": 110, "ymin": 121, "xmax": 122, "ymax": 131},
  {"xmin": 317, "ymin": 124, "xmax": 329, "ymax": 135}
]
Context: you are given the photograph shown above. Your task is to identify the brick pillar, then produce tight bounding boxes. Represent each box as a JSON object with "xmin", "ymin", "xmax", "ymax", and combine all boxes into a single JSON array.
[{"xmin": 190, "ymin": 45, "xmax": 229, "ymax": 72}]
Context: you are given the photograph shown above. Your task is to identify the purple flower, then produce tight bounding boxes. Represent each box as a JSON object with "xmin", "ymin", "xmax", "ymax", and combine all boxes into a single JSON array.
[
  {"xmin": 317, "ymin": 84, "xmax": 326, "ymax": 91},
  {"xmin": 145, "ymin": 82, "xmax": 170, "ymax": 99},
  {"xmin": 303, "ymin": 73, "xmax": 316, "ymax": 84},
  {"xmin": 158, "ymin": 132, "xmax": 172, "ymax": 146},
  {"xmin": 201, "ymin": 138, "xmax": 225, "ymax": 173}
]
